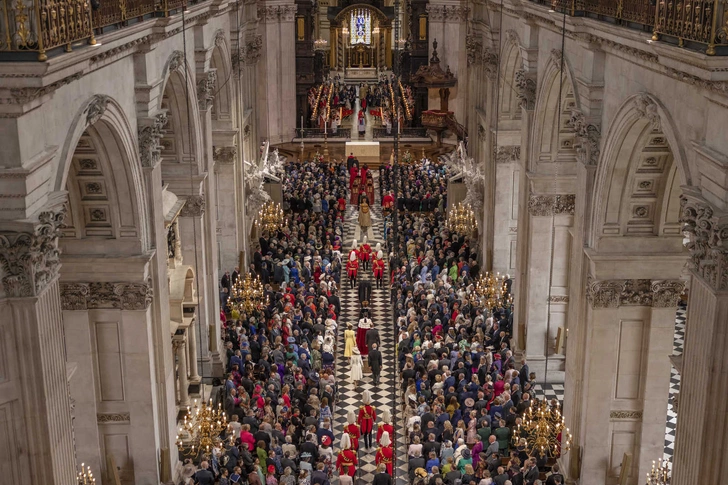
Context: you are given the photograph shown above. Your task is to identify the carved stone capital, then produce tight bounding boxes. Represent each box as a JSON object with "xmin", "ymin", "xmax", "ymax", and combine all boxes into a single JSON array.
[
  {"xmin": 482, "ymin": 49, "xmax": 499, "ymax": 79},
  {"xmin": 569, "ymin": 109, "xmax": 601, "ymax": 166},
  {"xmin": 651, "ymin": 280, "xmax": 686, "ymax": 307},
  {"xmin": 85, "ymin": 94, "xmax": 112, "ymax": 125},
  {"xmin": 587, "ymin": 278, "xmax": 685, "ymax": 309},
  {"xmin": 443, "ymin": 5, "xmax": 468, "ymax": 21},
  {"xmin": 244, "ymin": 35, "xmax": 263, "ymax": 65},
  {"xmin": 527, "ymin": 194, "xmax": 575, "ymax": 216},
  {"xmin": 138, "ymin": 112, "xmax": 168, "ymax": 168},
  {"xmin": 633, "ymin": 93, "xmax": 661, "ymax": 131},
  {"xmin": 495, "ymin": 146, "xmax": 521, "ymax": 164},
  {"xmin": 179, "ymin": 195, "xmax": 206, "ymax": 217},
  {"xmin": 0, "ymin": 208, "xmax": 66, "ymax": 298},
  {"xmin": 515, "ymin": 69, "xmax": 536, "ymax": 110},
  {"xmin": 197, "ymin": 70, "xmax": 217, "ymax": 111},
  {"xmin": 61, "ymin": 281, "xmax": 153, "ymax": 310},
  {"xmin": 258, "ymin": 5, "xmax": 296, "ymax": 22},
  {"xmin": 168, "ymin": 51, "xmax": 186, "ymax": 73},
  {"xmin": 587, "ymin": 280, "xmax": 624, "ymax": 309},
  {"xmin": 280, "ymin": 5, "xmax": 297, "ymax": 21},
  {"xmin": 548, "ymin": 295, "xmax": 569, "ymax": 303},
  {"xmin": 466, "ymin": 34, "xmax": 482, "ymax": 67},
  {"xmin": 680, "ymin": 196, "xmax": 728, "ymax": 291},
  {"xmin": 426, "ymin": 5, "xmax": 445, "ymax": 21},
  {"xmin": 213, "ymin": 146, "xmax": 237, "ymax": 164}
]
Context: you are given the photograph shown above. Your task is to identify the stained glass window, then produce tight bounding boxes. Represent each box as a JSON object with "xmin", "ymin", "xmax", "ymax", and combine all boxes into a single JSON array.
[{"xmin": 350, "ymin": 9, "xmax": 371, "ymax": 45}]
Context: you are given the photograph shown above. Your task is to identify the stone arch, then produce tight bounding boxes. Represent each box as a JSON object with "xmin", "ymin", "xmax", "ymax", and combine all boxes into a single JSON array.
[
  {"xmin": 159, "ymin": 51, "xmax": 203, "ymax": 173},
  {"xmin": 498, "ymin": 31, "xmax": 523, "ymax": 122},
  {"xmin": 55, "ymin": 95, "xmax": 149, "ymax": 255},
  {"xmin": 210, "ymin": 34, "xmax": 234, "ymax": 126},
  {"xmin": 531, "ymin": 50, "xmax": 580, "ymax": 168},
  {"xmin": 590, "ymin": 93, "xmax": 691, "ymax": 251}
]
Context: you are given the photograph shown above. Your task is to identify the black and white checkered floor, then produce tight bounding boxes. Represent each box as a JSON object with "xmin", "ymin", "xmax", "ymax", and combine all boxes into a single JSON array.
[{"xmin": 332, "ymin": 175, "xmax": 401, "ymax": 485}]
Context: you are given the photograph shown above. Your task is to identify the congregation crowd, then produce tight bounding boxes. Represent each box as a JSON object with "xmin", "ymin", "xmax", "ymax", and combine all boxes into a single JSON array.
[{"xmin": 380, "ymin": 157, "xmax": 449, "ymax": 213}]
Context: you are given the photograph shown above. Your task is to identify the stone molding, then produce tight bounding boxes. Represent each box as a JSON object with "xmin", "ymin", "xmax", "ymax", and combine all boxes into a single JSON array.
[
  {"xmin": 587, "ymin": 279, "xmax": 685, "ymax": 309},
  {"xmin": 60, "ymin": 281, "xmax": 154, "ymax": 311},
  {"xmin": 550, "ymin": 48, "xmax": 563, "ymax": 67},
  {"xmin": 85, "ymin": 94, "xmax": 111, "ymax": 125},
  {"xmin": 168, "ymin": 50, "xmax": 186, "ymax": 73},
  {"xmin": 97, "ymin": 413, "xmax": 131, "ymax": 423},
  {"xmin": 527, "ymin": 194, "xmax": 575, "ymax": 216},
  {"xmin": 680, "ymin": 196, "xmax": 728, "ymax": 291},
  {"xmin": 633, "ymin": 93, "xmax": 662, "ymax": 131},
  {"xmin": 0, "ymin": 208, "xmax": 66, "ymax": 298},
  {"xmin": 244, "ymin": 35, "xmax": 263, "ymax": 65},
  {"xmin": 569, "ymin": 110, "xmax": 601, "ymax": 166},
  {"xmin": 257, "ymin": 5, "xmax": 297, "ymax": 22},
  {"xmin": 426, "ymin": 5, "xmax": 468, "ymax": 21},
  {"xmin": 466, "ymin": 34, "xmax": 482, "ymax": 67},
  {"xmin": 609, "ymin": 410, "xmax": 643, "ymax": 420},
  {"xmin": 515, "ymin": 69, "xmax": 536, "ymax": 110},
  {"xmin": 197, "ymin": 70, "xmax": 217, "ymax": 110},
  {"xmin": 0, "ymin": 72, "xmax": 82, "ymax": 105},
  {"xmin": 482, "ymin": 49, "xmax": 499, "ymax": 79},
  {"xmin": 495, "ymin": 146, "xmax": 521, "ymax": 164},
  {"xmin": 548, "ymin": 295, "xmax": 569, "ymax": 303},
  {"xmin": 138, "ymin": 112, "xmax": 168, "ymax": 168},
  {"xmin": 213, "ymin": 146, "xmax": 237, "ymax": 164},
  {"xmin": 179, "ymin": 195, "xmax": 206, "ymax": 217}
]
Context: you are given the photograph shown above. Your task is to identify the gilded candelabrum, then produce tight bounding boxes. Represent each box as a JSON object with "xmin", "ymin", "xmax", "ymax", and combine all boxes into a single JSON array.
[
  {"xmin": 231, "ymin": 272, "xmax": 266, "ymax": 315},
  {"xmin": 446, "ymin": 202, "xmax": 476, "ymax": 235},
  {"xmin": 646, "ymin": 458, "xmax": 671, "ymax": 485},
  {"xmin": 77, "ymin": 463, "xmax": 96, "ymax": 484},
  {"xmin": 176, "ymin": 399, "xmax": 230, "ymax": 456},
  {"xmin": 512, "ymin": 399, "xmax": 572, "ymax": 458},
  {"xmin": 472, "ymin": 271, "xmax": 511, "ymax": 309},
  {"xmin": 255, "ymin": 201, "xmax": 284, "ymax": 235}
]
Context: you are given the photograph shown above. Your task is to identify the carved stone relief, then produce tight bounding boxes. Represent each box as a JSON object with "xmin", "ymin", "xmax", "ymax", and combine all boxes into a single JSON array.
[
  {"xmin": 197, "ymin": 70, "xmax": 217, "ymax": 110},
  {"xmin": 569, "ymin": 109, "xmax": 601, "ymax": 166},
  {"xmin": 60, "ymin": 281, "xmax": 153, "ymax": 311},
  {"xmin": 587, "ymin": 278, "xmax": 685, "ymax": 309},
  {"xmin": 633, "ymin": 93, "xmax": 662, "ymax": 131},
  {"xmin": 85, "ymin": 94, "xmax": 111, "ymax": 125},
  {"xmin": 610, "ymin": 410, "xmax": 643, "ymax": 420},
  {"xmin": 527, "ymin": 194, "xmax": 576, "ymax": 216},
  {"xmin": 495, "ymin": 146, "xmax": 521, "ymax": 164},
  {"xmin": 213, "ymin": 146, "xmax": 237, "ymax": 164},
  {"xmin": 680, "ymin": 196, "xmax": 728, "ymax": 291},
  {"xmin": 179, "ymin": 195, "xmax": 206, "ymax": 217},
  {"xmin": 515, "ymin": 69, "xmax": 536, "ymax": 110},
  {"xmin": 138, "ymin": 112, "xmax": 168, "ymax": 168}
]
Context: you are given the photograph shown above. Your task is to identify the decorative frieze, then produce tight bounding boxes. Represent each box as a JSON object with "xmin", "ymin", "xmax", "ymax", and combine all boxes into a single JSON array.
[
  {"xmin": 179, "ymin": 195, "xmax": 206, "ymax": 217},
  {"xmin": 197, "ymin": 70, "xmax": 217, "ymax": 110},
  {"xmin": 426, "ymin": 5, "xmax": 468, "ymax": 21},
  {"xmin": 213, "ymin": 146, "xmax": 237, "ymax": 164},
  {"xmin": 97, "ymin": 413, "xmax": 131, "ymax": 423},
  {"xmin": 60, "ymin": 281, "xmax": 154, "ymax": 311},
  {"xmin": 569, "ymin": 110, "xmax": 601, "ymax": 166},
  {"xmin": 85, "ymin": 94, "xmax": 111, "ymax": 125},
  {"xmin": 515, "ymin": 69, "xmax": 536, "ymax": 110},
  {"xmin": 548, "ymin": 295, "xmax": 569, "ymax": 303},
  {"xmin": 587, "ymin": 278, "xmax": 685, "ymax": 309},
  {"xmin": 633, "ymin": 93, "xmax": 662, "ymax": 131},
  {"xmin": 426, "ymin": 5, "xmax": 444, "ymax": 21},
  {"xmin": 0, "ymin": 208, "xmax": 66, "ymax": 298},
  {"xmin": 495, "ymin": 146, "xmax": 521, "ymax": 164},
  {"xmin": 610, "ymin": 410, "xmax": 643, "ymax": 420},
  {"xmin": 257, "ymin": 5, "xmax": 297, "ymax": 22},
  {"xmin": 680, "ymin": 196, "xmax": 728, "ymax": 291},
  {"xmin": 138, "ymin": 112, "xmax": 168, "ymax": 168},
  {"xmin": 528, "ymin": 194, "xmax": 576, "ymax": 216}
]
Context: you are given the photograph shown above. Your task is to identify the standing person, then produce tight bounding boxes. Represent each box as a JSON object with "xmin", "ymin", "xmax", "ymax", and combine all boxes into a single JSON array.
[
  {"xmin": 375, "ymin": 431, "xmax": 394, "ymax": 475},
  {"xmin": 358, "ymin": 109, "xmax": 366, "ymax": 136},
  {"xmin": 373, "ymin": 464, "xmax": 392, "ymax": 485},
  {"xmin": 344, "ymin": 411, "xmax": 360, "ymax": 451},
  {"xmin": 347, "ymin": 252, "xmax": 359, "ymax": 289},
  {"xmin": 358, "ymin": 199, "xmax": 372, "ymax": 234},
  {"xmin": 376, "ymin": 409, "xmax": 394, "ymax": 445},
  {"xmin": 336, "ymin": 434, "xmax": 358, "ymax": 477},
  {"xmin": 368, "ymin": 342, "xmax": 382, "ymax": 386},
  {"xmin": 358, "ymin": 391, "xmax": 376, "ymax": 450},
  {"xmin": 356, "ymin": 313, "xmax": 372, "ymax": 356},
  {"xmin": 359, "ymin": 237, "xmax": 371, "ymax": 271},
  {"xmin": 350, "ymin": 347, "xmax": 363, "ymax": 385},
  {"xmin": 372, "ymin": 250, "xmax": 385, "ymax": 288},
  {"xmin": 344, "ymin": 323, "xmax": 356, "ymax": 359}
]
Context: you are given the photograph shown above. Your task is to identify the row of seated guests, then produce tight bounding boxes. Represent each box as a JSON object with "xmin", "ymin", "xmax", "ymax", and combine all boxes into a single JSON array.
[
  {"xmin": 390, "ymin": 214, "xmax": 562, "ymax": 485},
  {"xmin": 380, "ymin": 157, "xmax": 449, "ymax": 212},
  {"xmin": 282, "ymin": 157, "xmax": 348, "ymax": 215}
]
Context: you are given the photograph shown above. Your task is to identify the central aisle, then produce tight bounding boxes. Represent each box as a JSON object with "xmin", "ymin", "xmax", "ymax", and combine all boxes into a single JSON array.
[{"xmin": 331, "ymin": 172, "xmax": 398, "ymax": 484}]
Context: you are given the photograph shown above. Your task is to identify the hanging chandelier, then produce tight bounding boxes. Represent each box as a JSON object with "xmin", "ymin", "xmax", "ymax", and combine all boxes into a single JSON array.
[
  {"xmin": 176, "ymin": 399, "xmax": 230, "ymax": 456},
  {"xmin": 255, "ymin": 201, "xmax": 284, "ymax": 235},
  {"xmin": 512, "ymin": 399, "xmax": 572, "ymax": 458},
  {"xmin": 446, "ymin": 202, "xmax": 476, "ymax": 235},
  {"xmin": 646, "ymin": 458, "xmax": 671, "ymax": 485},
  {"xmin": 472, "ymin": 271, "xmax": 511, "ymax": 309},
  {"xmin": 77, "ymin": 463, "xmax": 96, "ymax": 484},
  {"xmin": 231, "ymin": 272, "xmax": 266, "ymax": 314},
  {"xmin": 314, "ymin": 38, "xmax": 329, "ymax": 51}
]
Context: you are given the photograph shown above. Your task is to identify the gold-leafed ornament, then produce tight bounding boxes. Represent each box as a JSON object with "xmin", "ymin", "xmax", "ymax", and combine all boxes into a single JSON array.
[
  {"xmin": 176, "ymin": 399, "xmax": 230, "ymax": 456},
  {"xmin": 255, "ymin": 201, "xmax": 284, "ymax": 235},
  {"xmin": 446, "ymin": 202, "xmax": 476, "ymax": 235},
  {"xmin": 472, "ymin": 271, "xmax": 511, "ymax": 308},
  {"xmin": 512, "ymin": 399, "xmax": 572, "ymax": 458},
  {"xmin": 77, "ymin": 463, "xmax": 96, "ymax": 485},
  {"xmin": 231, "ymin": 272, "xmax": 266, "ymax": 314},
  {"xmin": 646, "ymin": 457, "xmax": 671, "ymax": 485}
]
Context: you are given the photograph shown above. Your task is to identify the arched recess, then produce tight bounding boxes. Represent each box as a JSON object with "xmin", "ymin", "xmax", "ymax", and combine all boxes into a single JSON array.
[
  {"xmin": 531, "ymin": 51, "xmax": 579, "ymax": 169},
  {"xmin": 499, "ymin": 33, "xmax": 523, "ymax": 123},
  {"xmin": 210, "ymin": 33, "xmax": 234, "ymax": 127},
  {"xmin": 55, "ymin": 95, "xmax": 148, "ymax": 256},
  {"xmin": 591, "ymin": 93, "xmax": 692, "ymax": 252},
  {"xmin": 159, "ymin": 52, "xmax": 204, "ymax": 174}
]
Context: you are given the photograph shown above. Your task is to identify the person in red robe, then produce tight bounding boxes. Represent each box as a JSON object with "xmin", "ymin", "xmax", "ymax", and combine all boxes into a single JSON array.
[
  {"xmin": 376, "ymin": 409, "xmax": 394, "ymax": 445},
  {"xmin": 337, "ymin": 196, "xmax": 346, "ymax": 213},
  {"xmin": 360, "ymin": 164, "xmax": 369, "ymax": 186},
  {"xmin": 357, "ymin": 391, "xmax": 376, "ymax": 449},
  {"xmin": 347, "ymin": 251, "xmax": 359, "ymax": 289},
  {"xmin": 359, "ymin": 237, "xmax": 371, "ymax": 271},
  {"xmin": 373, "ymin": 250, "xmax": 385, "ymax": 289},
  {"xmin": 382, "ymin": 191, "xmax": 394, "ymax": 212},
  {"xmin": 351, "ymin": 176, "xmax": 361, "ymax": 205},
  {"xmin": 349, "ymin": 165, "xmax": 359, "ymax": 190},
  {"xmin": 375, "ymin": 431, "xmax": 394, "ymax": 475},
  {"xmin": 336, "ymin": 434, "xmax": 358, "ymax": 477},
  {"xmin": 344, "ymin": 411, "xmax": 360, "ymax": 450}
]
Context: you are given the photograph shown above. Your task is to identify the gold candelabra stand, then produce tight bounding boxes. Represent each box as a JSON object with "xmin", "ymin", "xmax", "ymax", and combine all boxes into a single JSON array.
[
  {"xmin": 512, "ymin": 399, "xmax": 572, "ymax": 458},
  {"xmin": 646, "ymin": 458, "xmax": 671, "ymax": 485},
  {"xmin": 176, "ymin": 399, "xmax": 230, "ymax": 456},
  {"xmin": 472, "ymin": 271, "xmax": 511, "ymax": 309},
  {"xmin": 446, "ymin": 202, "xmax": 476, "ymax": 235},
  {"xmin": 77, "ymin": 463, "xmax": 96, "ymax": 484},
  {"xmin": 231, "ymin": 272, "xmax": 266, "ymax": 314},
  {"xmin": 255, "ymin": 201, "xmax": 284, "ymax": 235}
]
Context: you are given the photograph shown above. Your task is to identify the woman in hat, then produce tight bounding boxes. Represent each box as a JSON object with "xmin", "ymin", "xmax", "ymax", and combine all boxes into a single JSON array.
[
  {"xmin": 350, "ymin": 347, "xmax": 363, "ymax": 385},
  {"xmin": 344, "ymin": 323, "xmax": 356, "ymax": 359},
  {"xmin": 376, "ymin": 409, "xmax": 394, "ymax": 446},
  {"xmin": 266, "ymin": 465, "xmax": 278, "ymax": 485},
  {"xmin": 336, "ymin": 434, "xmax": 358, "ymax": 477},
  {"xmin": 357, "ymin": 391, "xmax": 377, "ymax": 449},
  {"xmin": 375, "ymin": 431, "xmax": 394, "ymax": 475},
  {"xmin": 344, "ymin": 410, "xmax": 360, "ymax": 450}
]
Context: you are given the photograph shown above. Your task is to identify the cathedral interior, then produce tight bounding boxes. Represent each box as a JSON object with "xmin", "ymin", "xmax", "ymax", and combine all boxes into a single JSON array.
[{"xmin": 0, "ymin": 0, "xmax": 727, "ymax": 484}]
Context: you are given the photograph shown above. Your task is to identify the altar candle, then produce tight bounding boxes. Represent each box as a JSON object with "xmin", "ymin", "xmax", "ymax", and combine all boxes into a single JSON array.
[{"xmin": 324, "ymin": 120, "xmax": 327, "ymax": 135}]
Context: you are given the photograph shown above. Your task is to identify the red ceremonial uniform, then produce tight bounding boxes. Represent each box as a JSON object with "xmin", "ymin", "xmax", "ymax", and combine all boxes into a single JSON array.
[
  {"xmin": 358, "ymin": 405, "xmax": 376, "ymax": 434},
  {"xmin": 338, "ymin": 197, "xmax": 346, "ymax": 212},
  {"xmin": 359, "ymin": 243, "xmax": 371, "ymax": 262},
  {"xmin": 345, "ymin": 423, "xmax": 360, "ymax": 450},
  {"xmin": 347, "ymin": 260, "xmax": 359, "ymax": 279},
  {"xmin": 376, "ymin": 423, "xmax": 394, "ymax": 445},
  {"xmin": 382, "ymin": 193, "xmax": 394, "ymax": 210},
  {"xmin": 349, "ymin": 166, "xmax": 359, "ymax": 190},
  {"xmin": 336, "ymin": 448, "xmax": 358, "ymax": 476},
  {"xmin": 373, "ymin": 258, "xmax": 385, "ymax": 279},
  {"xmin": 375, "ymin": 445, "xmax": 394, "ymax": 475},
  {"xmin": 360, "ymin": 166, "xmax": 369, "ymax": 186}
]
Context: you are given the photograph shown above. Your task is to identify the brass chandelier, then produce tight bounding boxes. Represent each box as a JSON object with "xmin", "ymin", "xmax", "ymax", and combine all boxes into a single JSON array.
[
  {"xmin": 646, "ymin": 458, "xmax": 670, "ymax": 485},
  {"xmin": 513, "ymin": 399, "xmax": 572, "ymax": 458},
  {"xmin": 176, "ymin": 398, "xmax": 230, "ymax": 456},
  {"xmin": 231, "ymin": 272, "xmax": 266, "ymax": 314},
  {"xmin": 446, "ymin": 202, "xmax": 476, "ymax": 235},
  {"xmin": 256, "ymin": 201, "xmax": 284, "ymax": 235},
  {"xmin": 472, "ymin": 271, "xmax": 511, "ymax": 309},
  {"xmin": 77, "ymin": 463, "xmax": 96, "ymax": 484}
]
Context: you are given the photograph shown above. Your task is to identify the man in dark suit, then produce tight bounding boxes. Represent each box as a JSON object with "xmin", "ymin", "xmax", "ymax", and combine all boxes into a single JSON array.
[
  {"xmin": 408, "ymin": 450, "xmax": 426, "ymax": 482},
  {"xmin": 300, "ymin": 435, "xmax": 319, "ymax": 462},
  {"xmin": 523, "ymin": 458, "xmax": 539, "ymax": 485},
  {"xmin": 373, "ymin": 464, "xmax": 392, "ymax": 485},
  {"xmin": 368, "ymin": 343, "xmax": 383, "ymax": 385},
  {"xmin": 358, "ymin": 278, "xmax": 372, "ymax": 304},
  {"xmin": 327, "ymin": 289, "xmax": 341, "ymax": 315},
  {"xmin": 231, "ymin": 266, "xmax": 240, "ymax": 286},
  {"xmin": 519, "ymin": 359, "xmax": 530, "ymax": 386},
  {"xmin": 366, "ymin": 326, "xmax": 380, "ymax": 353},
  {"xmin": 545, "ymin": 464, "xmax": 564, "ymax": 485},
  {"xmin": 193, "ymin": 461, "xmax": 215, "ymax": 485}
]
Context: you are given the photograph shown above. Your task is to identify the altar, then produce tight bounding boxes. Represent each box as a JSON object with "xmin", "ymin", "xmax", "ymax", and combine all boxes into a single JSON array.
[
  {"xmin": 346, "ymin": 141, "xmax": 380, "ymax": 166},
  {"xmin": 344, "ymin": 67, "xmax": 379, "ymax": 82}
]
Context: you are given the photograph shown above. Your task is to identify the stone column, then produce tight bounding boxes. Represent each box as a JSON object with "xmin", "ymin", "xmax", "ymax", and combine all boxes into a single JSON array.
[
  {"xmin": 672, "ymin": 194, "xmax": 728, "ymax": 485},
  {"xmin": 0, "ymin": 207, "xmax": 77, "ymax": 485},
  {"xmin": 174, "ymin": 336, "xmax": 190, "ymax": 406},
  {"xmin": 492, "ymin": 146, "xmax": 521, "ymax": 275},
  {"xmin": 187, "ymin": 318, "xmax": 201, "ymax": 384},
  {"xmin": 213, "ymin": 146, "xmax": 239, "ymax": 272}
]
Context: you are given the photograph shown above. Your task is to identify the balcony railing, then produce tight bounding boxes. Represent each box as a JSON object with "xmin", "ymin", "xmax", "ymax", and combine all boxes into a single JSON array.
[{"xmin": 528, "ymin": 0, "xmax": 728, "ymax": 55}]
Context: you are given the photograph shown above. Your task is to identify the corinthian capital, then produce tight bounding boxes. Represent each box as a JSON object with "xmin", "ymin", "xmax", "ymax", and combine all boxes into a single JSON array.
[
  {"xmin": 680, "ymin": 195, "xmax": 728, "ymax": 291},
  {"xmin": 179, "ymin": 195, "xmax": 206, "ymax": 217},
  {"xmin": 0, "ymin": 208, "xmax": 66, "ymax": 298}
]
